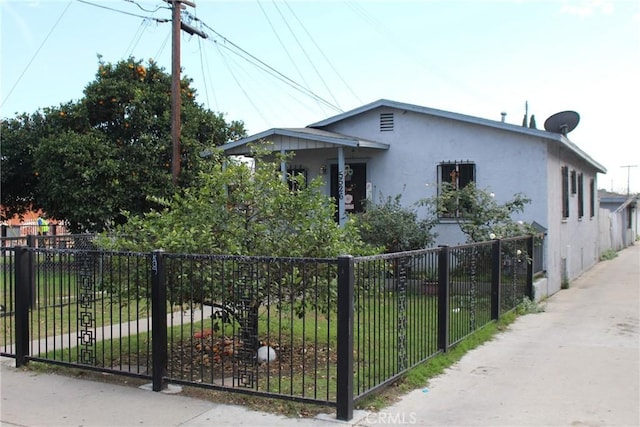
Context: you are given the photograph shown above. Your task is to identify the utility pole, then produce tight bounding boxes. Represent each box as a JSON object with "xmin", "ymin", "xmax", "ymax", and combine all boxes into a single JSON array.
[
  {"xmin": 621, "ymin": 165, "xmax": 638, "ymax": 196},
  {"xmin": 167, "ymin": 0, "xmax": 203, "ymax": 185}
]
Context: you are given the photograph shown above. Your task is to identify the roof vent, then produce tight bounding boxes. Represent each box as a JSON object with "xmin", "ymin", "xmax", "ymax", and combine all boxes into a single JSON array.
[{"xmin": 380, "ymin": 113, "xmax": 394, "ymax": 131}]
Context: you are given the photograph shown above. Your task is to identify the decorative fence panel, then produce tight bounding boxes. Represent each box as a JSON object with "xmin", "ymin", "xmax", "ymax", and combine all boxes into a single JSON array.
[{"xmin": 0, "ymin": 235, "xmax": 535, "ymax": 421}]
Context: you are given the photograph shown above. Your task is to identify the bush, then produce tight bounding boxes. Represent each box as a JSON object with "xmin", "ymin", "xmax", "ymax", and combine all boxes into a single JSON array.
[{"xmin": 354, "ymin": 193, "xmax": 436, "ymax": 253}]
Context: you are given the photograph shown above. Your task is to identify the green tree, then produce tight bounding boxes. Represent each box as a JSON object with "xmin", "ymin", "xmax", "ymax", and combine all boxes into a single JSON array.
[
  {"xmin": 1, "ymin": 56, "xmax": 245, "ymax": 230},
  {"xmin": 1, "ymin": 112, "xmax": 48, "ymax": 219},
  {"xmin": 102, "ymin": 148, "xmax": 374, "ymax": 258},
  {"xmin": 99, "ymin": 148, "xmax": 377, "ymax": 330},
  {"xmin": 355, "ymin": 193, "xmax": 436, "ymax": 252},
  {"xmin": 426, "ymin": 182, "xmax": 534, "ymax": 242}
]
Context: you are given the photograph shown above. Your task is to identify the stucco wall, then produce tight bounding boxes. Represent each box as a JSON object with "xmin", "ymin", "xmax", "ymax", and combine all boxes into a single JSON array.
[
  {"xmin": 272, "ymin": 105, "xmax": 603, "ymax": 299},
  {"xmin": 545, "ymin": 143, "xmax": 601, "ymax": 295},
  {"xmin": 319, "ymin": 107, "xmax": 550, "ymax": 245}
]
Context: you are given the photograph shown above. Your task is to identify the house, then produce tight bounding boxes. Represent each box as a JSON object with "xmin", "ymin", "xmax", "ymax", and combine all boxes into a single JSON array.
[
  {"xmin": 222, "ymin": 99, "xmax": 607, "ymax": 298},
  {"xmin": 598, "ymin": 190, "xmax": 639, "ymax": 250}
]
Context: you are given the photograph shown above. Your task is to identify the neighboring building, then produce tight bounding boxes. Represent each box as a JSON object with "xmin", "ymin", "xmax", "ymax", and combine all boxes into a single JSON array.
[
  {"xmin": 598, "ymin": 190, "xmax": 639, "ymax": 250},
  {"xmin": 222, "ymin": 99, "xmax": 606, "ymax": 298},
  {"xmin": 0, "ymin": 209, "xmax": 67, "ymax": 238}
]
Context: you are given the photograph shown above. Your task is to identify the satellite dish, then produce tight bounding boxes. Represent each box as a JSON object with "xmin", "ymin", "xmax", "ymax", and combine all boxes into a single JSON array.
[{"xmin": 544, "ymin": 111, "xmax": 580, "ymax": 135}]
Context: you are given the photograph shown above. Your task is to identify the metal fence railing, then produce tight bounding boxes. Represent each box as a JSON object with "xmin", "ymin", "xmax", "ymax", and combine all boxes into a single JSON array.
[{"xmin": 0, "ymin": 234, "xmax": 535, "ymax": 421}]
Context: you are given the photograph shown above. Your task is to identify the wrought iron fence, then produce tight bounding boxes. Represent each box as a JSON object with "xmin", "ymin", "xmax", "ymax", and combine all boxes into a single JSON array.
[{"xmin": 0, "ymin": 234, "xmax": 535, "ymax": 421}]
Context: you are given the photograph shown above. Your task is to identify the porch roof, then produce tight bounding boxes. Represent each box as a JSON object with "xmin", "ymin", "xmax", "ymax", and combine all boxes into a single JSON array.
[{"xmin": 221, "ymin": 127, "xmax": 390, "ymax": 156}]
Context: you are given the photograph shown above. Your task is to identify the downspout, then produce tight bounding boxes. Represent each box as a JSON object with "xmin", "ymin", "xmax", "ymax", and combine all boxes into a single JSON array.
[{"xmin": 338, "ymin": 147, "xmax": 346, "ymax": 226}]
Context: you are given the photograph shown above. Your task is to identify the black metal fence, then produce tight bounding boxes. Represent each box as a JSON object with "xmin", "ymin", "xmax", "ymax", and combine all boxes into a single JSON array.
[{"xmin": 0, "ymin": 234, "xmax": 534, "ymax": 421}]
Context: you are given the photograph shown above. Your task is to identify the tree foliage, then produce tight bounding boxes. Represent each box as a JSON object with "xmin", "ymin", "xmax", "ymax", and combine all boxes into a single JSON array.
[
  {"xmin": 354, "ymin": 193, "xmax": 436, "ymax": 252},
  {"xmin": 426, "ymin": 182, "xmax": 534, "ymax": 242},
  {"xmin": 100, "ymin": 148, "xmax": 375, "ymax": 258},
  {"xmin": 98, "ymin": 148, "xmax": 377, "ymax": 321},
  {"xmin": 1, "ymin": 56, "xmax": 245, "ymax": 230}
]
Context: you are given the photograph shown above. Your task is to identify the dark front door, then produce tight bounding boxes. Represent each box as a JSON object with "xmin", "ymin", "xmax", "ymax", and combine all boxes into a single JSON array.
[{"xmin": 330, "ymin": 163, "xmax": 367, "ymax": 220}]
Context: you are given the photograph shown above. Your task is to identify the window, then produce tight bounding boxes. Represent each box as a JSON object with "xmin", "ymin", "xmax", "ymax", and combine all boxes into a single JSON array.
[
  {"xmin": 439, "ymin": 162, "xmax": 475, "ymax": 190},
  {"xmin": 438, "ymin": 161, "xmax": 476, "ymax": 218},
  {"xmin": 570, "ymin": 170, "xmax": 577, "ymax": 195},
  {"xmin": 589, "ymin": 178, "xmax": 595, "ymax": 218},
  {"xmin": 561, "ymin": 166, "xmax": 569, "ymax": 219},
  {"xmin": 287, "ymin": 167, "xmax": 307, "ymax": 191},
  {"xmin": 577, "ymin": 173, "xmax": 584, "ymax": 218}
]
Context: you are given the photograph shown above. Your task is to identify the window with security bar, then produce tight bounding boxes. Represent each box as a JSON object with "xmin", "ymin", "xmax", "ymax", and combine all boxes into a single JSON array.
[
  {"xmin": 287, "ymin": 167, "xmax": 307, "ymax": 192},
  {"xmin": 437, "ymin": 161, "xmax": 476, "ymax": 218}
]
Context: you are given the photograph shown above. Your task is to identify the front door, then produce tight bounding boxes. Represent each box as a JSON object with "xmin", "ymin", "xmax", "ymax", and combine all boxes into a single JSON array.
[{"xmin": 330, "ymin": 163, "xmax": 367, "ymax": 220}]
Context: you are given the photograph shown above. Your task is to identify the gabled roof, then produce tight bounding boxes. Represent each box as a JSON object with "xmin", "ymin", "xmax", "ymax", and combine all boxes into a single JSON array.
[
  {"xmin": 599, "ymin": 190, "xmax": 639, "ymax": 212},
  {"xmin": 309, "ymin": 99, "xmax": 606, "ymax": 173},
  {"xmin": 221, "ymin": 127, "xmax": 389, "ymax": 155}
]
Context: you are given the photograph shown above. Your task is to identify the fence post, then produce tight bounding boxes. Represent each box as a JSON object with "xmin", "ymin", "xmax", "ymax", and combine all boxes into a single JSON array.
[
  {"xmin": 25, "ymin": 236, "xmax": 36, "ymax": 308},
  {"xmin": 526, "ymin": 235, "xmax": 534, "ymax": 300},
  {"xmin": 336, "ymin": 255, "xmax": 354, "ymax": 421},
  {"xmin": 1, "ymin": 225, "xmax": 6, "ymax": 255},
  {"xmin": 491, "ymin": 239, "xmax": 502, "ymax": 320},
  {"xmin": 15, "ymin": 246, "xmax": 30, "ymax": 367},
  {"xmin": 151, "ymin": 250, "xmax": 167, "ymax": 392},
  {"xmin": 437, "ymin": 246, "xmax": 450, "ymax": 352}
]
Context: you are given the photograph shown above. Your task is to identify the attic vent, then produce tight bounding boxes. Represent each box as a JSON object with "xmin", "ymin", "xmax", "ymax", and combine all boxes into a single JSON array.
[{"xmin": 380, "ymin": 113, "xmax": 394, "ymax": 131}]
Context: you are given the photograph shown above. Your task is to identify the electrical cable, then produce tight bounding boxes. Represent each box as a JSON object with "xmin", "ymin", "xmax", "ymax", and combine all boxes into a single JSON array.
[
  {"xmin": 256, "ymin": 1, "xmax": 313, "ymax": 96},
  {"xmin": 213, "ymin": 41, "xmax": 271, "ymax": 126},
  {"xmin": 124, "ymin": 18, "xmax": 148, "ymax": 58},
  {"xmin": 76, "ymin": 0, "xmax": 168, "ymax": 22},
  {"xmin": 283, "ymin": 0, "xmax": 362, "ymax": 104},
  {"xmin": 191, "ymin": 7, "xmax": 215, "ymax": 110},
  {"xmin": 123, "ymin": 0, "xmax": 168, "ymax": 14},
  {"xmin": 154, "ymin": 31, "xmax": 171, "ymax": 61},
  {"xmin": 1, "ymin": 1, "xmax": 74, "ymax": 110},
  {"xmin": 271, "ymin": 0, "xmax": 340, "ymax": 111},
  {"xmin": 190, "ymin": 14, "xmax": 341, "ymax": 113}
]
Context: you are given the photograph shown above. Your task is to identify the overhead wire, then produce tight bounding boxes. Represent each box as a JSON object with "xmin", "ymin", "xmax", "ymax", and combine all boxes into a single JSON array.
[
  {"xmin": 256, "ymin": 0, "xmax": 313, "ymax": 95},
  {"xmin": 343, "ymin": 0, "xmax": 496, "ymax": 108},
  {"xmin": 1, "ymin": 1, "xmax": 74, "ymax": 110},
  {"xmin": 212, "ymin": 41, "xmax": 271, "ymax": 126},
  {"xmin": 283, "ymin": 0, "xmax": 362, "ymax": 104},
  {"xmin": 154, "ymin": 32, "xmax": 171, "ymax": 62},
  {"xmin": 190, "ymin": 7, "xmax": 216, "ymax": 110},
  {"xmin": 76, "ymin": 0, "xmax": 168, "ymax": 22},
  {"xmin": 124, "ymin": 18, "xmax": 148, "ymax": 58},
  {"xmin": 271, "ymin": 0, "xmax": 340, "ymax": 111},
  {"xmin": 189, "ymin": 13, "xmax": 342, "ymax": 113},
  {"xmin": 123, "ymin": 0, "xmax": 168, "ymax": 14}
]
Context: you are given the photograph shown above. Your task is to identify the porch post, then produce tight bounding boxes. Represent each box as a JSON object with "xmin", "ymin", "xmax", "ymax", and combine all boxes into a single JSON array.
[
  {"xmin": 280, "ymin": 148, "xmax": 287, "ymax": 182},
  {"xmin": 338, "ymin": 147, "xmax": 346, "ymax": 226}
]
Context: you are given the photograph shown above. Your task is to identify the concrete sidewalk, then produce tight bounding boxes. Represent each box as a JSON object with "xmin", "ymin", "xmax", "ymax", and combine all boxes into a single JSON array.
[
  {"xmin": 357, "ymin": 243, "xmax": 640, "ymax": 427},
  {"xmin": 1, "ymin": 244, "xmax": 638, "ymax": 427}
]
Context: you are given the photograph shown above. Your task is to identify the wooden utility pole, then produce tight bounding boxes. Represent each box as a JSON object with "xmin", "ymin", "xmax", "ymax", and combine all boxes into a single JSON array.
[
  {"xmin": 621, "ymin": 165, "xmax": 638, "ymax": 196},
  {"xmin": 168, "ymin": 0, "xmax": 198, "ymax": 185}
]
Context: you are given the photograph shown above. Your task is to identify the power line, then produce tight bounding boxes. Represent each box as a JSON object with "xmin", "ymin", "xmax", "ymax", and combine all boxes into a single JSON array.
[
  {"xmin": 190, "ymin": 14, "xmax": 342, "ymax": 113},
  {"xmin": 191, "ymin": 7, "xmax": 216, "ymax": 110},
  {"xmin": 283, "ymin": 0, "xmax": 361, "ymax": 105},
  {"xmin": 123, "ymin": 0, "xmax": 168, "ymax": 14},
  {"xmin": 257, "ymin": 1, "xmax": 313, "ymax": 95},
  {"xmin": 1, "ymin": 1, "xmax": 74, "ymax": 111},
  {"xmin": 76, "ymin": 0, "xmax": 168, "ymax": 22},
  {"xmin": 124, "ymin": 18, "xmax": 149, "ymax": 58},
  {"xmin": 270, "ymin": 1, "xmax": 339, "ymax": 112},
  {"xmin": 212, "ymin": 41, "xmax": 271, "ymax": 126}
]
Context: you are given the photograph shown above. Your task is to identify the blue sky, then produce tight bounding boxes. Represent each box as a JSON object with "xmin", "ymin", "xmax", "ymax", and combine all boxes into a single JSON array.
[{"xmin": 1, "ymin": 0, "xmax": 639, "ymax": 193}]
